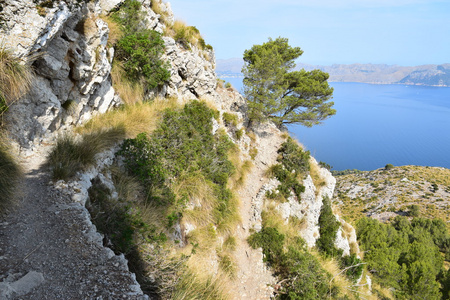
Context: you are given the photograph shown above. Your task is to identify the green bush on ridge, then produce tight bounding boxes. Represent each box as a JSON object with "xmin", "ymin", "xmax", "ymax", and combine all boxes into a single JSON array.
[
  {"xmin": 112, "ymin": 0, "xmax": 170, "ymax": 90},
  {"xmin": 267, "ymin": 137, "xmax": 309, "ymax": 200},
  {"xmin": 248, "ymin": 226, "xmax": 332, "ymax": 299},
  {"xmin": 118, "ymin": 101, "xmax": 236, "ymax": 229}
]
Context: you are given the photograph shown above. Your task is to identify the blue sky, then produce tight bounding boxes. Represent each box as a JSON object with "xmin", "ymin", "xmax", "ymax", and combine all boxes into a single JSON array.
[{"xmin": 167, "ymin": 0, "xmax": 450, "ymax": 66}]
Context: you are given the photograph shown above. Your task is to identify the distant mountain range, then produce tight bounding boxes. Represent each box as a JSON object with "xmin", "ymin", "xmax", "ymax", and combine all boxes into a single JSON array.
[{"xmin": 216, "ymin": 58, "xmax": 450, "ymax": 87}]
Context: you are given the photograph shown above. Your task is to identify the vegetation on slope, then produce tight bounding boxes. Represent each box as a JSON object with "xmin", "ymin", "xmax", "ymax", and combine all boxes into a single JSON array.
[
  {"xmin": 357, "ymin": 216, "xmax": 450, "ymax": 299},
  {"xmin": 266, "ymin": 137, "xmax": 309, "ymax": 200},
  {"xmin": 82, "ymin": 100, "xmax": 244, "ymax": 298},
  {"xmin": 111, "ymin": 0, "xmax": 170, "ymax": 91},
  {"xmin": 0, "ymin": 46, "xmax": 33, "ymax": 120},
  {"xmin": 0, "ymin": 136, "xmax": 22, "ymax": 214},
  {"xmin": 334, "ymin": 165, "xmax": 450, "ymax": 226}
]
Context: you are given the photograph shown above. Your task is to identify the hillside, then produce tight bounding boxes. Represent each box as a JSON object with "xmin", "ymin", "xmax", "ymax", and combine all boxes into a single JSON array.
[
  {"xmin": 334, "ymin": 165, "xmax": 450, "ymax": 227},
  {"xmin": 217, "ymin": 58, "xmax": 450, "ymax": 87},
  {"xmin": 0, "ymin": 0, "xmax": 449, "ymax": 299}
]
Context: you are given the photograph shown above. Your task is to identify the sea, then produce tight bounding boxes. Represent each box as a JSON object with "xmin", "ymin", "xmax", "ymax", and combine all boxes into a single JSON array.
[{"xmin": 221, "ymin": 77, "xmax": 450, "ymax": 171}]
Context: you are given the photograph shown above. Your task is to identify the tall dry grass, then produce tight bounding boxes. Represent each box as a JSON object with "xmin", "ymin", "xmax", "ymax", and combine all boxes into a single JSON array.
[
  {"xmin": 47, "ymin": 127, "xmax": 126, "ymax": 180},
  {"xmin": 110, "ymin": 63, "xmax": 145, "ymax": 105},
  {"xmin": 0, "ymin": 46, "xmax": 33, "ymax": 116},
  {"xmin": 77, "ymin": 97, "xmax": 179, "ymax": 138},
  {"xmin": 0, "ymin": 135, "xmax": 22, "ymax": 214}
]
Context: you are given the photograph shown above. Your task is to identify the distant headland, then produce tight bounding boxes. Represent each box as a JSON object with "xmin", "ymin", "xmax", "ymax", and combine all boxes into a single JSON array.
[{"xmin": 217, "ymin": 58, "xmax": 450, "ymax": 87}]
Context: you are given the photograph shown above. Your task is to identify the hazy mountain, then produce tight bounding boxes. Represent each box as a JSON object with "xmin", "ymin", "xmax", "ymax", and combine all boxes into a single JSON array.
[{"xmin": 216, "ymin": 58, "xmax": 450, "ymax": 87}]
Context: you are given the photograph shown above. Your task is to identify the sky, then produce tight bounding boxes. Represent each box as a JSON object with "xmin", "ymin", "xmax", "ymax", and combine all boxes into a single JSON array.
[{"xmin": 167, "ymin": 0, "xmax": 450, "ymax": 66}]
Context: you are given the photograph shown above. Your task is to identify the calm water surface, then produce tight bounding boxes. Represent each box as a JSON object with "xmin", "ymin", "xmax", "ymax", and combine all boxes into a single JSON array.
[{"xmin": 222, "ymin": 78, "xmax": 450, "ymax": 171}]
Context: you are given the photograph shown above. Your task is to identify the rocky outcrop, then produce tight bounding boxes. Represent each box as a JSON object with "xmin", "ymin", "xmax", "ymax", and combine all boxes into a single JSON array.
[
  {"xmin": 2, "ymin": 0, "xmax": 121, "ymax": 152},
  {"xmin": 1, "ymin": 0, "xmax": 219, "ymax": 154}
]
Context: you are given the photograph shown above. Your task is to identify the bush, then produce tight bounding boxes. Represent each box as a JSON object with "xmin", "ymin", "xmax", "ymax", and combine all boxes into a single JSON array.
[
  {"xmin": 0, "ymin": 137, "xmax": 22, "ymax": 214},
  {"xmin": 248, "ymin": 227, "xmax": 332, "ymax": 299},
  {"xmin": 384, "ymin": 163, "xmax": 394, "ymax": 170},
  {"xmin": 115, "ymin": 30, "xmax": 170, "ymax": 89},
  {"xmin": 317, "ymin": 196, "xmax": 342, "ymax": 257},
  {"xmin": 277, "ymin": 137, "xmax": 310, "ymax": 174},
  {"xmin": 357, "ymin": 216, "xmax": 447, "ymax": 299},
  {"xmin": 408, "ymin": 204, "xmax": 420, "ymax": 217},
  {"xmin": 112, "ymin": 0, "xmax": 170, "ymax": 90},
  {"xmin": 222, "ymin": 112, "xmax": 238, "ymax": 127},
  {"xmin": 267, "ymin": 137, "xmax": 309, "ymax": 200},
  {"xmin": 118, "ymin": 101, "xmax": 236, "ymax": 231},
  {"xmin": 339, "ymin": 254, "xmax": 363, "ymax": 282}
]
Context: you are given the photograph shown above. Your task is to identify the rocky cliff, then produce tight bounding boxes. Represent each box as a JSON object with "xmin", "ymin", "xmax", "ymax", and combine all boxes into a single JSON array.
[{"xmin": 0, "ymin": 1, "xmax": 362, "ymax": 299}]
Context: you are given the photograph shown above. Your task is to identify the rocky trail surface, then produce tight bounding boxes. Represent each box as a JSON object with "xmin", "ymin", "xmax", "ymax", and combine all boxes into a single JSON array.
[
  {"xmin": 230, "ymin": 124, "xmax": 283, "ymax": 300},
  {"xmin": 0, "ymin": 149, "xmax": 146, "ymax": 299}
]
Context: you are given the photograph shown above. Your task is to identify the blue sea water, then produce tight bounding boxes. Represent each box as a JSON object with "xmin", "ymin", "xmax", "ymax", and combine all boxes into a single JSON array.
[{"xmin": 221, "ymin": 77, "xmax": 450, "ymax": 171}]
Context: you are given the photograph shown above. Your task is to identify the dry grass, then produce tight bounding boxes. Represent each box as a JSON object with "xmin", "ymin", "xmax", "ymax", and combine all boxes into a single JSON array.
[
  {"xmin": 0, "ymin": 134, "xmax": 22, "ymax": 214},
  {"xmin": 110, "ymin": 63, "xmax": 145, "ymax": 105},
  {"xmin": 173, "ymin": 262, "xmax": 231, "ymax": 300},
  {"xmin": 228, "ymin": 146, "xmax": 253, "ymax": 189},
  {"xmin": 100, "ymin": 15, "xmax": 122, "ymax": 47},
  {"xmin": 78, "ymin": 97, "xmax": 178, "ymax": 138},
  {"xmin": 110, "ymin": 166, "xmax": 143, "ymax": 202},
  {"xmin": 215, "ymin": 194, "xmax": 241, "ymax": 235},
  {"xmin": 175, "ymin": 172, "xmax": 215, "ymax": 227},
  {"xmin": 0, "ymin": 46, "xmax": 33, "ymax": 115},
  {"xmin": 261, "ymin": 202, "xmax": 306, "ymax": 244},
  {"xmin": 47, "ymin": 127, "xmax": 126, "ymax": 181},
  {"xmin": 309, "ymin": 158, "xmax": 326, "ymax": 192},
  {"xmin": 166, "ymin": 20, "xmax": 202, "ymax": 49},
  {"xmin": 316, "ymin": 254, "xmax": 355, "ymax": 298},
  {"xmin": 81, "ymin": 15, "xmax": 98, "ymax": 37},
  {"xmin": 150, "ymin": 0, "xmax": 169, "ymax": 25}
]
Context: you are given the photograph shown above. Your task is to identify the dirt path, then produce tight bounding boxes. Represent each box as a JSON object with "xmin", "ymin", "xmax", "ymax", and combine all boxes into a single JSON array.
[
  {"xmin": 0, "ymin": 150, "xmax": 146, "ymax": 299},
  {"xmin": 230, "ymin": 124, "xmax": 284, "ymax": 300}
]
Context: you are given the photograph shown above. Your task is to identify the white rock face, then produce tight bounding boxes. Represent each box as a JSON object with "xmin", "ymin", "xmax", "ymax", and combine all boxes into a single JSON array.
[{"xmin": 162, "ymin": 36, "xmax": 217, "ymax": 101}]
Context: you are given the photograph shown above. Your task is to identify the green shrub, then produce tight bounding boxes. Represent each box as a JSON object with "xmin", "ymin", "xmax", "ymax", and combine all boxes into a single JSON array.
[
  {"xmin": 339, "ymin": 254, "xmax": 363, "ymax": 282},
  {"xmin": 248, "ymin": 227, "xmax": 284, "ymax": 263},
  {"xmin": 0, "ymin": 138, "xmax": 22, "ymax": 214},
  {"xmin": 408, "ymin": 204, "xmax": 420, "ymax": 217},
  {"xmin": 118, "ymin": 101, "xmax": 236, "ymax": 230},
  {"xmin": 357, "ymin": 216, "xmax": 447, "ymax": 299},
  {"xmin": 385, "ymin": 163, "xmax": 394, "ymax": 170},
  {"xmin": 277, "ymin": 137, "xmax": 310, "ymax": 174},
  {"xmin": 112, "ymin": 0, "xmax": 170, "ymax": 89},
  {"xmin": 267, "ymin": 138, "xmax": 309, "ymax": 200},
  {"xmin": 235, "ymin": 128, "xmax": 244, "ymax": 140},
  {"xmin": 224, "ymin": 82, "xmax": 231, "ymax": 89},
  {"xmin": 248, "ymin": 227, "xmax": 332, "ymax": 299},
  {"xmin": 222, "ymin": 112, "xmax": 238, "ymax": 127},
  {"xmin": 47, "ymin": 127, "xmax": 125, "ymax": 180},
  {"xmin": 318, "ymin": 161, "xmax": 332, "ymax": 170},
  {"xmin": 317, "ymin": 195, "xmax": 342, "ymax": 257},
  {"xmin": 115, "ymin": 30, "xmax": 170, "ymax": 89}
]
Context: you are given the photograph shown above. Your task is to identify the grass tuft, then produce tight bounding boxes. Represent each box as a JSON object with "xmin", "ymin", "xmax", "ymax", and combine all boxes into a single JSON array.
[
  {"xmin": 47, "ymin": 127, "xmax": 126, "ymax": 181},
  {"xmin": 78, "ymin": 98, "xmax": 179, "ymax": 138},
  {"xmin": 0, "ymin": 46, "xmax": 33, "ymax": 117},
  {"xmin": 0, "ymin": 135, "xmax": 22, "ymax": 214}
]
